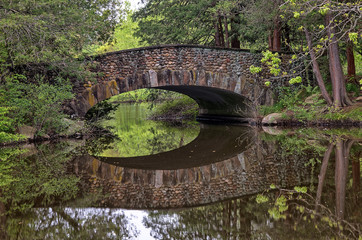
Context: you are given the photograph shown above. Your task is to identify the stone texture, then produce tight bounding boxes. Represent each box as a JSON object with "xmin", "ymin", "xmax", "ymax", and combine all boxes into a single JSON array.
[{"xmin": 68, "ymin": 45, "xmax": 305, "ymax": 117}]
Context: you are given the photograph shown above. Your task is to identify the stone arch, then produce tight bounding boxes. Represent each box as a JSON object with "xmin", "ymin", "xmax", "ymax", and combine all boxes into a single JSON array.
[
  {"xmin": 67, "ymin": 45, "xmax": 296, "ymax": 118},
  {"xmin": 69, "ymin": 69, "xmax": 253, "ymax": 120}
]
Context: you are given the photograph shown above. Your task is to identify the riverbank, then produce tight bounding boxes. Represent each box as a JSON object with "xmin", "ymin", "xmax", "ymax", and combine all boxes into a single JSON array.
[{"xmin": 260, "ymin": 99, "xmax": 362, "ymax": 127}]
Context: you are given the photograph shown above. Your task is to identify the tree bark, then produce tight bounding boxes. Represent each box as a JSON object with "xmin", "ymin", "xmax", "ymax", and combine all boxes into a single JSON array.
[
  {"xmin": 334, "ymin": 139, "xmax": 354, "ymax": 220},
  {"xmin": 304, "ymin": 27, "xmax": 333, "ymax": 105},
  {"xmin": 272, "ymin": 16, "xmax": 281, "ymax": 51},
  {"xmin": 214, "ymin": 20, "xmax": 221, "ymax": 47},
  {"xmin": 315, "ymin": 143, "xmax": 334, "ymax": 210},
  {"xmin": 346, "ymin": 40, "xmax": 356, "ymax": 82},
  {"xmin": 326, "ymin": 13, "xmax": 352, "ymax": 107}
]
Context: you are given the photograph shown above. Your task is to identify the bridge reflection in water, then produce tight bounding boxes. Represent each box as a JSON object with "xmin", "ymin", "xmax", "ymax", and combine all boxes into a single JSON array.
[{"xmin": 72, "ymin": 125, "xmax": 312, "ymax": 209}]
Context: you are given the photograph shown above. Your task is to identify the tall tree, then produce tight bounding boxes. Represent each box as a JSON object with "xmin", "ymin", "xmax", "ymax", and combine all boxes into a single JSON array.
[
  {"xmin": 134, "ymin": 0, "xmax": 245, "ymax": 47},
  {"xmin": 281, "ymin": 0, "xmax": 361, "ymax": 107}
]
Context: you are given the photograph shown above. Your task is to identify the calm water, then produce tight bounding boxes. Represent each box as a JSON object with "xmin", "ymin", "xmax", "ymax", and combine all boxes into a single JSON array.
[{"xmin": 0, "ymin": 103, "xmax": 361, "ymax": 239}]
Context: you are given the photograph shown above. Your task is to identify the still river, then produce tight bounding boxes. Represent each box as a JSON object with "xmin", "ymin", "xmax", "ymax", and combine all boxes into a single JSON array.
[{"xmin": 0, "ymin": 101, "xmax": 361, "ymax": 239}]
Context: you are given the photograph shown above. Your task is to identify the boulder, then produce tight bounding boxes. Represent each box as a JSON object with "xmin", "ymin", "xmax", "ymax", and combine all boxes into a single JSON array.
[
  {"xmin": 304, "ymin": 93, "xmax": 323, "ymax": 104},
  {"xmin": 17, "ymin": 125, "xmax": 36, "ymax": 139},
  {"xmin": 262, "ymin": 113, "xmax": 284, "ymax": 125}
]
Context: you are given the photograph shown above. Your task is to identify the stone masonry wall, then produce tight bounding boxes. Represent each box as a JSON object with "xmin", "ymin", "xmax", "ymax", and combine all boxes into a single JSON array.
[{"xmin": 67, "ymin": 45, "xmax": 295, "ymax": 116}]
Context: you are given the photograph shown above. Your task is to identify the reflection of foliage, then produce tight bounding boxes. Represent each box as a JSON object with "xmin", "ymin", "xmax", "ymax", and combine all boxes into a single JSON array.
[
  {"xmin": 97, "ymin": 103, "xmax": 199, "ymax": 157},
  {"xmin": 254, "ymin": 187, "xmax": 361, "ymax": 239},
  {"xmin": 144, "ymin": 200, "xmax": 253, "ymax": 240},
  {"xmin": 0, "ymin": 142, "xmax": 79, "ymax": 215},
  {"xmin": 6, "ymin": 208, "xmax": 138, "ymax": 239},
  {"xmin": 84, "ymin": 127, "xmax": 118, "ymax": 156},
  {"xmin": 143, "ymin": 135, "xmax": 360, "ymax": 239},
  {"xmin": 85, "ymin": 100, "xmax": 118, "ymax": 122},
  {"xmin": 148, "ymin": 94, "xmax": 198, "ymax": 120},
  {"xmin": 261, "ymin": 128, "xmax": 328, "ymax": 158}
]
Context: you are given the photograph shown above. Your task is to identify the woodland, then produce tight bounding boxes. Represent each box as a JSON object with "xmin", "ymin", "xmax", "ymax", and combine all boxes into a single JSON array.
[{"xmin": 0, "ymin": 0, "xmax": 361, "ymax": 142}]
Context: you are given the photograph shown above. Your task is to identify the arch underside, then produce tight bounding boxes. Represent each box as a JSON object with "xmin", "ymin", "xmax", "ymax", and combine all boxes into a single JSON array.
[{"xmin": 153, "ymin": 85, "xmax": 253, "ymax": 122}]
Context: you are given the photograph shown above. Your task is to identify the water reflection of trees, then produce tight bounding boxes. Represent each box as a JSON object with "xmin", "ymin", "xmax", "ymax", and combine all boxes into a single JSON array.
[
  {"xmin": 0, "ymin": 142, "xmax": 138, "ymax": 239},
  {"xmin": 5, "ymin": 208, "xmax": 137, "ymax": 239},
  {"xmin": 143, "ymin": 135, "xmax": 361, "ymax": 239}
]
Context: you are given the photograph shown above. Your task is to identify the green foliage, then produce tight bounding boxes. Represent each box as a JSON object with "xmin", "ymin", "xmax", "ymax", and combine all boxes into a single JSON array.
[
  {"xmin": 261, "ymin": 50, "xmax": 282, "ymax": 77},
  {"xmin": 0, "ymin": 106, "xmax": 26, "ymax": 143},
  {"xmin": 149, "ymin": 95, "xmax": 199, "ymax": 120},
  {"xmin": 0, "ymin": 0, "xmax": 121, "ymax": 66},
  {"xmin": 294, "ymin": 186, "xmax": 308, "ymax": 193},
  {"xmin": 85, "ymin": 3, "xmax": 145, "ymax": 54},
  {"xmin": 133, "ymin": 0, "xmax": 218, "ymax": 45},
  {"xmin": 249, "ymin": 65, "xmax": 262, "ymax": 74},
  {"xmin": 0, "ymin": 74, "xmax": 74, "ymax": 136},
  {"xmin": 256, "ymin": 194, "xmax": 269, "ymax": 203},
  {"xmin": 323, "ymin": 106, "xmax": 362, "ymax": 121}
]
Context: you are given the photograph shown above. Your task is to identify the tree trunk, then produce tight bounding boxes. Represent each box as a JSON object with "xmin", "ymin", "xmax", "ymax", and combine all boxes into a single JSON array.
[
  {"xmin": 272, "ymin": 17, "xmax": 281, "ymax": 51},
  {"xmin": 218, "ymin": 14, "xmax": 225, "ymax": 47},
  {"xmin": 304, "ymin": 27, "xmax": 333, "ymax": 105},
  {"xmin": 346, "ymin": 40, "xmax": 356, "ymax": 83},
  {"xmin": 334, "ymin": 139, "xmax": 354, "ymax": 220},
  {"xmin": 335, "ymin": 140, "xmax": 347, "ymax": 220},
  {"xmin": 223, "ymin": 16, "xmax": 229, "ymax": 48},
  {"xmin": 326, "ymin": 13, "xmax": 352, "ymax": 107},
  {"xmin": 283, "ymin": 23, "xmax": 291, "ymax": 51},
  {"xmin": 214, "ymin": 20, "xmax": 221, "ymax": 47},
  {"xmin": 315, "ymin": 143, "xmax": 334, "ymax": 210}
]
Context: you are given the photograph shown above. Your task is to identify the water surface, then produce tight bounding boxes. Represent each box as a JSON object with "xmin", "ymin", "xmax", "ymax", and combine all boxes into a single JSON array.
[{"xmin": 0, "ymin": 103, "xmax": 360, "ymax": 239}]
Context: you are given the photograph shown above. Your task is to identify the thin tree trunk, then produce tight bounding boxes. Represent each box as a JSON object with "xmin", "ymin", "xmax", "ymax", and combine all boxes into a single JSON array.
[
  {"xmin": 335, "ymin": 139, "xmax": 347, "ymax": 220},
  {"xmin": 346, "ymin": 40, "xmax": 356, "ymax": 83},
  {"xmin": 224, "ymin": 15, "xmax": 229, "ymax": 48},
  {"xmin": 326, "ymin": 13, "xmax": 352, "ymax": 107},
  {"xmin": 304, "ymin": 27, "xmax": 333, "ymax": 105},
  {"xmin": 214, "ymin": 20, "xmax": 221, "ymax": 47},
  {"xmin": 315, "ymin": 143, "xmax": 334, "ymax": 210}
]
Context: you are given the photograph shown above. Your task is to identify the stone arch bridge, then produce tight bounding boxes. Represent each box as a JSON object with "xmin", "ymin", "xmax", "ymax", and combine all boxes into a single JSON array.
[{"xmin": 68, "ymin": 45, "xmax": 293, "ymax": 120}]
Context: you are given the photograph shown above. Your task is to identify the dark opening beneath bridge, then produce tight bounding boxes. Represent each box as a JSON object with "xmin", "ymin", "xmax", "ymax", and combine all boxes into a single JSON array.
[{"xmin": 153, "ymin": 85, "xmax": 253, "ymax": 123}]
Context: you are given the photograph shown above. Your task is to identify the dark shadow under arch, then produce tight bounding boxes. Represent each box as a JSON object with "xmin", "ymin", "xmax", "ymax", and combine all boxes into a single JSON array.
[{"xmin": 153, "ymin": 85, "xmax": 253, "ymax": 122}]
